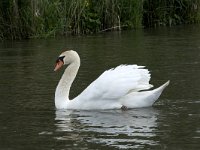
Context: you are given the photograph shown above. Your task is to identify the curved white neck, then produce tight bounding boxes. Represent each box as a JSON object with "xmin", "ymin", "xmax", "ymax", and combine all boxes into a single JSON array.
[{"xmin": 55, "ymin": 57, "xmax": 80, "ymax": 109}]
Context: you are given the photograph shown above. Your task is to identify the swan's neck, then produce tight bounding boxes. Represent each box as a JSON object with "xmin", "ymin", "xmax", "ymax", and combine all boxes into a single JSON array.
[{"xmin": 55, "ymin": 59, "xmax": 80, "ymax": 108}]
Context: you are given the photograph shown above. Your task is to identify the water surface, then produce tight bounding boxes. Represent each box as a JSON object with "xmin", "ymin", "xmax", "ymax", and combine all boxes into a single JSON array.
[{"xmin": 0, "ymin": 25, "xmax": 200, "ymax": 149}]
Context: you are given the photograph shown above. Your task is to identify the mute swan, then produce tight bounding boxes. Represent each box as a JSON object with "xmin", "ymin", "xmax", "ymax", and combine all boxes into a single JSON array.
[{"xmin": 54, "ymin": 50, "xmax": 169, "ymax": 110}]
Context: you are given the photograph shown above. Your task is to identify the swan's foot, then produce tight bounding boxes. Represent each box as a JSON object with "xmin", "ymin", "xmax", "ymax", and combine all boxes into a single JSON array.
[{"xmin": 121, "ymin": 105, "xmax": 128, "ymax": 111}]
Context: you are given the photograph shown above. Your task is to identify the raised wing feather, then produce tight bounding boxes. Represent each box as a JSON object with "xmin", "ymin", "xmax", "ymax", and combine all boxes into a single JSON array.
[{"xmin": 78, "ymin": 65, "xmax": 153, "ymax": 101}]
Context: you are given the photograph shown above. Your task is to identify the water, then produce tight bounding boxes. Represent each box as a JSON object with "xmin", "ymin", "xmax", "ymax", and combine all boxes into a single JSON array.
[{"xmin": 0, "ymin": 25, "xmax": 200, "ymax": 149}]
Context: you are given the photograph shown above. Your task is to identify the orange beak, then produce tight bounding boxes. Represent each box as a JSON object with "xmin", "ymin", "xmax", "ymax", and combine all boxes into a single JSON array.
[{"xmin": 54, "ymin": 61, "xmax": 64, "ymax": 71}]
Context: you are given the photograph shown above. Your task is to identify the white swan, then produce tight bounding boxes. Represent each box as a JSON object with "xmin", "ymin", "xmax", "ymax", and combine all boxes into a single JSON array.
[{"xmin": 54, "ymin": 50, "xmax": 169, "ymax": 110}]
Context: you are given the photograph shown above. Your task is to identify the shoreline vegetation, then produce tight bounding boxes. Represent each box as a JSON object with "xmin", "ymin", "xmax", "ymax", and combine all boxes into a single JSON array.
[{"xmin": 0, "ymin": 0, "xmax": 200, "ymax": 40}]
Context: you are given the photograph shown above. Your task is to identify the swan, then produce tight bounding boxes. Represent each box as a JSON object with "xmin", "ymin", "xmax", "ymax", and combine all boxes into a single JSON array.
[{"xmin": 54, "ymin": 50, "xmax": 169, "ymax": 110}]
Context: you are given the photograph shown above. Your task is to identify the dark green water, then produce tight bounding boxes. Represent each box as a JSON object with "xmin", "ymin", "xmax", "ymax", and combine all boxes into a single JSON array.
[{"xmin": 0, "ymin": 25, "xmax": 200, "ymax": 149}]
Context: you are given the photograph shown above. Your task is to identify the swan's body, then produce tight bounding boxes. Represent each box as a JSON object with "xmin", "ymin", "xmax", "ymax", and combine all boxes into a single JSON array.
[{"xmin": 54, "ymin": 50, "xmax": 169, "ymax": 110}]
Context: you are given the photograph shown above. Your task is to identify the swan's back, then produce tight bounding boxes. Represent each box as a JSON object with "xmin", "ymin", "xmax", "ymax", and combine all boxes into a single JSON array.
[{"xmin": 76, "ymin": 65, "xmax": 153, "ymax": 102}]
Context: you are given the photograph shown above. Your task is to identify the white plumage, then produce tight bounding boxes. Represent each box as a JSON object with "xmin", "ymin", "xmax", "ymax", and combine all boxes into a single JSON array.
[{"xmin": 54, "ymin": 50, "xmax": 169, "ymax": 110}]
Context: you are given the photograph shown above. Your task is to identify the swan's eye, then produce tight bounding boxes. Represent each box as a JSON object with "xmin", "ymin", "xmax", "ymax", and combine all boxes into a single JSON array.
[{"xmin": 56, "ymin": 56, "xmax": 65, "ymax": 63}]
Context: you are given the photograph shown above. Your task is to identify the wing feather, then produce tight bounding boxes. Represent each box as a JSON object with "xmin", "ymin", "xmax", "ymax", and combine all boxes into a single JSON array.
[{"xmin": 78, "ymin": 65, "xmax": 153, "ymax": 101}]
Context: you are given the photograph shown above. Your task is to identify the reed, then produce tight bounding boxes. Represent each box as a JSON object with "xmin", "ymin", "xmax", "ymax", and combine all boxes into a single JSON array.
[
  {"xmin": 0, "ymin": 0, "xmax": 200, "ymax": 40},
  {"xmin": 143, "ymin": 0, "xmax": 200, "ymax": 27}
]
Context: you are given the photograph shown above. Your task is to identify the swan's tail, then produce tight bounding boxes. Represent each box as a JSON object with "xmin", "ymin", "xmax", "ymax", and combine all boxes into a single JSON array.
[
  {"xmin": 146, "ymin": 80, "xmax": 170, "ymax": 105},
  {"xmin": 154, "ymin": 80, "xmax": 170, "ymax": 93},
  {"xmin": 122, "ymin": 80, "xmax": 170, "ymax": 108}
]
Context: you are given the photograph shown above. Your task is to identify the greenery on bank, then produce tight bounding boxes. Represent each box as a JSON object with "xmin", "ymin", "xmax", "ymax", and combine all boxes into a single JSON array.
[{"xmin": 0, "ymin": 0, "xmax": 200, "ymax": 40}]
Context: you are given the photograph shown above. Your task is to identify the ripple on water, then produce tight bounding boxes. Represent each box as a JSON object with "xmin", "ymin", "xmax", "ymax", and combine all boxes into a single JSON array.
[{"xmin": 54, "ymin": 108, "xmax": 159, "ymax": 149}]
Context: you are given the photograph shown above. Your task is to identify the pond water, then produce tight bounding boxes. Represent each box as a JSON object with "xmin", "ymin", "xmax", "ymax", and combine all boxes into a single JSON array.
[{"xmin": 0, "ymin": 25, "xmax": 200, "ymax": 149}]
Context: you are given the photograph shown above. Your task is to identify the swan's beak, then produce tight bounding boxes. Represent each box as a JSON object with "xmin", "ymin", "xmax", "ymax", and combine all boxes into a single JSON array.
[{"xmin": 54, "ymin": 61, "xmax": 64, "ymax": 71}]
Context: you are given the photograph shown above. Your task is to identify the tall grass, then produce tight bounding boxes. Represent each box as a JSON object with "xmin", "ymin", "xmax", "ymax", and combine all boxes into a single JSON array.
[
  {"xmin": 0, "ymin": 0, "xmax": 200, "ymax": 40},
  {"xmin": 143, "ymin": 0, "xmax": 200, "ymax": 27}
]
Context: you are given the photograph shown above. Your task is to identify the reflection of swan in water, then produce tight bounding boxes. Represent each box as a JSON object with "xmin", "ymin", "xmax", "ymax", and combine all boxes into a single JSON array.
[{"xmin": 55, "ymin": 108, "xmax": 159, "ymax": 149}]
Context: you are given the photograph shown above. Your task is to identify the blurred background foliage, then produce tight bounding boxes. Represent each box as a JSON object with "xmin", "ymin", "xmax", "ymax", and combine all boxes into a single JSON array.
[{"xmin": 0, "ymin": 0, "xmax": 200, "ymax": 40}]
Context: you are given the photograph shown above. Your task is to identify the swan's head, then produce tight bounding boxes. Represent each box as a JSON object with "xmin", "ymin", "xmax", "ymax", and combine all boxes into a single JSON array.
[{"xmin": 54, "ymin": 50, "xmax": 80, "ymax": 71}]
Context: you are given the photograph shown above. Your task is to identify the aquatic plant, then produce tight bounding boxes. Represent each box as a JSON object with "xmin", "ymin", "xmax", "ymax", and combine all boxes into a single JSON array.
[
  {"xmin": 143, "ymin": 0, "xmax": 200, "ymax": 27},
  {"xmin": 0, "ymin": 0, "xmax": 199, "ymax": 40}
]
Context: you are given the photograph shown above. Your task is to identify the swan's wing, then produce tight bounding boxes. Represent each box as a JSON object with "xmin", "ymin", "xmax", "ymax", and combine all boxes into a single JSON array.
[{"xmin": 78, "ymin": 65, "xmax": 153, "ymax": 101}]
